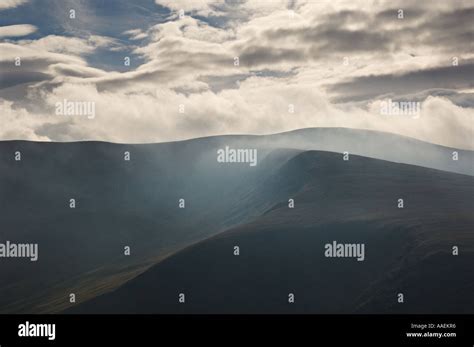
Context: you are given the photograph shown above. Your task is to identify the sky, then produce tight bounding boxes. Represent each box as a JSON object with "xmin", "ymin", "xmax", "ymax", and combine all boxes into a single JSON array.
[{"xmin": 0, "ymin": 0, "xmax": 473, "ymax": 148}]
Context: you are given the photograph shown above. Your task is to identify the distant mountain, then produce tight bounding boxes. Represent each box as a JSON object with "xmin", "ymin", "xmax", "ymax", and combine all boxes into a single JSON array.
[
  {"xmin": 220, "ymin": 127, "xmax": 474, "ymax": 175},
  {"xmin": 0, "ymin": 127, "xmax": 472, "ymax": 313},
  {"xmin": 67, "ymin": 150, "xmax": 474, "ymax": 314}
]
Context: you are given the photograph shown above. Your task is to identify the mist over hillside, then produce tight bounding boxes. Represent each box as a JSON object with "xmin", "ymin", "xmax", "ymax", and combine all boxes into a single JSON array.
[
  {"xmin": 67, "ymin": 150, "xmax": 474, "ymax": 314},
  {"xmin": 0, "ymin": 127, "xmax": 472, "ymax": 313}
]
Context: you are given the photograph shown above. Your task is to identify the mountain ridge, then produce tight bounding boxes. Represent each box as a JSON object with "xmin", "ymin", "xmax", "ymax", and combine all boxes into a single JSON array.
[{"xmin": 66, "ymin": 150, "xmax": 474, "ymax": 314}]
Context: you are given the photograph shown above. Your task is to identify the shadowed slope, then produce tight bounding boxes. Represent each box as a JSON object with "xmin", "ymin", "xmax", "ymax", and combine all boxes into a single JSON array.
[{"xmin": 67, "ymin": 151, "xmax": 474, "ymax": 314}]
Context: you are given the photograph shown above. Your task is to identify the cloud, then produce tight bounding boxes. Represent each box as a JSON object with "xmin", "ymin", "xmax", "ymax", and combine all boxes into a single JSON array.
[
  {"xmin": 123, "ymin": 29, "xmax": 147, "ymax": 41},
  {"xmin": 1, "ymin": 73, "xmax": 473, "ymax": 151},
  {"xmin": 0, "ymin": 100, "xmax": 51, "ymax": 141},
  {"xmin": 0, "ymin": 0, "xmax": 473, "ymax": 150},
  {"xmin": 0, "ymin": 24, "xmax": 37, "ymax": 38},
  {"xmin": 154, "ymin": 0, "xmax": 226, "ymax": 17},
  {"xmin": 0, "ymin": 0, "xmax": 29, "ymax": 10},
  {"xmin": 329, "ymin": 62, "xmax": 474, "ymax": 102},
  {"xmin": 17, "ymin": 35, "xmax": 123, "ymax": 55}
]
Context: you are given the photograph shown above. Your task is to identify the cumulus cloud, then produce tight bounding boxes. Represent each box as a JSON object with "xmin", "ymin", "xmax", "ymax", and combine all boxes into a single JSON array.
[{"xmin": 2, "ymin": 73, "xmax": 472, "ymax": 150}]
